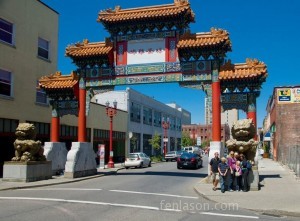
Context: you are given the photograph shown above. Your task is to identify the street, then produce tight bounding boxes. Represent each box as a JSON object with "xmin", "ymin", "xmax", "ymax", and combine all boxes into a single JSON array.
[{"xmin": 0, "ymin": 157, "xmax": 295, "ymax": 221}]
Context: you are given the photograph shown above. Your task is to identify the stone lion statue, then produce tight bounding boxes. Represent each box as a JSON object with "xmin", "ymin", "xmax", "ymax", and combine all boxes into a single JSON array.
[
  {"xmin": 226, "ymin": 119, "xmax": 258, "ymax": 161},
  {"xmin": 12, "ymin": 123, "xmax": 46, "ymax": 162}
]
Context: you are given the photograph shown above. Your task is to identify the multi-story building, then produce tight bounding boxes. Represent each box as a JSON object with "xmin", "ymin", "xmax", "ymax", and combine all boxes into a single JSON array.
[
  {"xmin": 264, "ymin": 86, "xmax": 300, "ymax": 162},
  {"xmin": 0, "ymin": 0, "xmax": 128, "ymax": 176},
  {"xmin": 205, "ymin": 97, "xmax": 238, "ymax": 134},
  {"xmin": 0, "ymin": 0, "xmax": 59, "ymax": 176},
  {"xmin": 221, "ymin": 109, "xmax": 239, "ymax": 137},
  {"xmin": 93, "ymin": 88, "xmax": 191, "ymax": 156}
]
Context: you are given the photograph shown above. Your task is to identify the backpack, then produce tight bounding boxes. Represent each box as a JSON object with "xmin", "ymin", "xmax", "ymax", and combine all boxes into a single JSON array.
[{"xmin": 246, "ymin": 161, "xmax": 252, "ymax": 170}]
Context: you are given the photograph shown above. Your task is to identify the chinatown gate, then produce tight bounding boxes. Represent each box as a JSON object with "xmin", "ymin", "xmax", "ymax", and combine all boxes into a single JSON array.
[{"xmin": 39, "ymin": 0, "xmax": 267, "ymax": 177}]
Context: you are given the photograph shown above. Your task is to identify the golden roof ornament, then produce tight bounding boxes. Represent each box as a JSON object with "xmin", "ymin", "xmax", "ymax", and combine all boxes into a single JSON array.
[
  {"xmin": 174, "ymin": 0, "xmax": 189, "ymax": 6},
  {"xmin": 211, "ymin": 27, "xmax": 228, "ymax": 36},
  {"xmin": 83, "ymin": 39, "xmax": 89, "ymax": 45},
  {"xmin": 246, "ymin": 58, "xmax": 265, "ymax": 67},
  {"xmin": 221, "ymin": 59, "xmax": 234, "ymax": 71},
  {"xmin": 114, "ymin": 5, "xmax": 121, "ymax": 12}
]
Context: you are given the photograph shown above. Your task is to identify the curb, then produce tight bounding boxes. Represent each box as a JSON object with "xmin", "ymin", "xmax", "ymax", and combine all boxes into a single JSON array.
[
  {"xmin": 193, "ymin": 185, "xmax": 300, "ymax": 218},
  {"xmin": 0, "ymin": 168, "xmax": 123, "ymax": 192}
]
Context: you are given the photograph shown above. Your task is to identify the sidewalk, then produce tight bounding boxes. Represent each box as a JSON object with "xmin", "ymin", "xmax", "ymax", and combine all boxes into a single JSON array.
[
  {"xmin": 194, "ymin": 158, "xmax": 300, "ymax": 217},
  {"xmin": 0, "ymin": 163, "xmax": 124, "ymax": 191}
]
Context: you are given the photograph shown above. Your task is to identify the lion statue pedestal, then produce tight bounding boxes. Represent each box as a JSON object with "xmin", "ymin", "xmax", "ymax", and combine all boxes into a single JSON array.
[
  {"xmin": 2, "ymin": 123, "xmax": 52, "ymax": 182},
  {"xmin": 226, "ymin": 119, "xmax": 260, "ymax": 191}
]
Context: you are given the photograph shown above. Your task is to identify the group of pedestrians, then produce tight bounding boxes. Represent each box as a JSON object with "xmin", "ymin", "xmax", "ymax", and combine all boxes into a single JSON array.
[{"xmin": 210, "ymin": 151, "xmax": 252, "ymax": 193}]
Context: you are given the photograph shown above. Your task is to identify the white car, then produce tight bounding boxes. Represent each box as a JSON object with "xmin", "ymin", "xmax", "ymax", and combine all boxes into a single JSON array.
[
  {"xmin": 125, "ymin": 152, "xmax": 151, "ymax": 169},
  {"xmin": 165, "ymin": 151, "xmax": 182, "ymax": 162}
]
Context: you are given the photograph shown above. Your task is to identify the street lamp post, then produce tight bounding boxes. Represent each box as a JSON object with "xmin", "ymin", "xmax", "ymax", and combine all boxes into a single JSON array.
[
  {"xmin": 105, "ymin": 100, "xmax": 117, "ymax": 168},
  {"xmin": 162, "ymin": 117, "xmax": 170, "ymax": 158}
]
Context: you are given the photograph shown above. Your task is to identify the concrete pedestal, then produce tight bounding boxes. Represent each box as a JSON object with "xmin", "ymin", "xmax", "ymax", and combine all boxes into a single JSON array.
[
  {"xmin": 2, "ymin": 161, "xmax": 52, "ymax": 182},
  {"xmin": 64, "ymin": 142, "xmax": 97, "ymax": 178},
  {"xmin": 249, "ymin": 166, "xmax": 259, "ymax": 191},
  {"xmin": 44, "ymin": 142, "xmax": 68, "ymax": 175}
]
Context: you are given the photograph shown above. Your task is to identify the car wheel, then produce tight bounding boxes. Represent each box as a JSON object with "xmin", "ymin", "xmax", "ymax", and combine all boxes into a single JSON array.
[
  {"xmin": 166, "ymin": 159, "xmax": 168, "ymax": 162},
  {"xmin": 148, "ymin": 161, "xmax": 151, "ymax": 167},
  {"xmin": 125, "ymin": 167, "xmax": 129, "ymax": 169},
  {"xmin": 139, "ymin": 162, "xmax": 143, "ymax": 168},
  {"xmin": 177, "ymin": 165, "xmax": 181, "ymax": 169}
]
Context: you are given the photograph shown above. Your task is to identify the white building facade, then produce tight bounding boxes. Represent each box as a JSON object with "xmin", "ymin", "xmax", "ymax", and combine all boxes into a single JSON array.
[{"xmin": 93, "ymin": 88, "xmax": 191, "ymax": 156}]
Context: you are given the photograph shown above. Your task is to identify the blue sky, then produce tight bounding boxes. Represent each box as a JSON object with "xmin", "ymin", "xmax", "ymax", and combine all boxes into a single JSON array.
[{"xmin": 42, "ymin": 0, "xmax": 300, "ymax": 127}]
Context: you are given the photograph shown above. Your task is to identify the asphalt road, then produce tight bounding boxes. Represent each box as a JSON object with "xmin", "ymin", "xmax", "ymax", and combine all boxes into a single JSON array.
[{"xmin": 0, "ymin": 157, "xmax": 294, "ymax": 221}]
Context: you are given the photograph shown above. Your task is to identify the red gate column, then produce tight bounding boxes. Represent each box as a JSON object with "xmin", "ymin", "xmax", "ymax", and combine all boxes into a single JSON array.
[
  {"xmin": 247, "ymin": 94, "xmax": 257, "ymax": 140},
  {"xmin": 51, "ymin": 108, "xmax": 60, "ymax": 142},
  {"xmin": 209, "ymin": 61, "xmax": 222, "ymax": 175},
  {"xmin": 212, "ymin": 62, "xmax": 221, "ymax": 142},
  {"xmin": 78, "ymin": 77, "xmax": 86, "ymax": 142}
]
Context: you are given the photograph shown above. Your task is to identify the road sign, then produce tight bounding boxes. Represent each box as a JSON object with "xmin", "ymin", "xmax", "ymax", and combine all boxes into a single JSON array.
[{"xmin": 196, "ymin": 137, "xmax": 202, "ymax": 146}]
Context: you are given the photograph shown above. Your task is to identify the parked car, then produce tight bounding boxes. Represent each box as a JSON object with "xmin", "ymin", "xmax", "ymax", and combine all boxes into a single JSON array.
[
  {"xmin": 125, "ymin": 152, "xmax": 151, "ymax": 169},
  {"xmin": 165, "ymin": 151, "xmax": 182, "ymax": 162},
  {"xmin": 181, "ymin": 146, "xmax": 202, "ymax": 156},
  {"xmin": 177, "ymin": 152, "xmax": 202, "ymax": 169}
]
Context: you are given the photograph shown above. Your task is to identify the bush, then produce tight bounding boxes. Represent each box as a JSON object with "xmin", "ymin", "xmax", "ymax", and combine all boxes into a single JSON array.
[{"xmin": 151, "ymin": 154, "xmax": 163, "ymax": 162}]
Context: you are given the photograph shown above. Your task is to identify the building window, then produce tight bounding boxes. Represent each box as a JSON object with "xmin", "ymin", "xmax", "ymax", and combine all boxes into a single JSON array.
[
  {"xmin": 0, "ymin": 69, "xmax": 12, "ymax": 96},
  {"xmin": 130, "ymin": 102, "xmax": 141, "ymax": 123},
  {"xmin": 143, "ymin": 107, "xmax": 152, "ymax": 125},
  {"xmin": 0, "ymin": 18, "xmax": 13, "ymax": 45},
  {"xmin": 0, "ymin": 118, "xmax": 18, "ymax": 133},
  {"xmin": 36, "ymin": 81, "xmax": 47, "ymax": 104},
  {"xmin": 38, "ymin": 37, "xmax": 49, "ymax": 60}
]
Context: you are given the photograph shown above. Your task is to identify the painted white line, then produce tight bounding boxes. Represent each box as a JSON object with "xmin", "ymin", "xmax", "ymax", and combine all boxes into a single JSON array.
[
  {"xmin": 0, "ymin": 197, "xmax": 159, "ymax": 211},
  {"xmin": 19, "ymin": 188, "xmax": 102, "ymax": 191},
  {"xmin": 0, "ymin": 197, "xmax": 260, "ymax": 219},
  {"xmin": 200, "ymin": 212, "xmax": 259, "ymax": 219},
  {"xmin": 161, "ymin": 208, "xmax": 182, "ymax": 212},
  {"xmin": 109, "ymin": 189, "xmax": 198, "ymax": 199}
]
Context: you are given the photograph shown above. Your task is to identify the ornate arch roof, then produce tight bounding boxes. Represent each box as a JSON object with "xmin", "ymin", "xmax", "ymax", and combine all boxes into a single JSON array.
[
  {"xmin": 39, "ymin": 71, "xmax": 79, "ymax": 89},
  {"xmin": 97, "ymin": 0, "xmax": 195, "ymax": 25},
  {"xmin": 65, "ymin": 39, "xmax": 113, "ymax": 59},
  {"xmin": 219, "ymin": 58, "xmax": 268, "ymax": 80},
  {"xmin": 177, "ymin": 28, "xmax": 231, "ymax": 51}
]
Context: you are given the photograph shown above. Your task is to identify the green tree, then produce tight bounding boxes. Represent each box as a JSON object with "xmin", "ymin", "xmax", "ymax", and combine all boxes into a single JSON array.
[
  {"xmin": 181, "ymin": 131, "xmax": 193, "ymax": 147},
  {"xmin": 148, "ymin": 132, "xmax": 161, "ymax": 154},
  {"xmin": 201, "ymin": 139, "xmax": 211, "ymax": 149}
]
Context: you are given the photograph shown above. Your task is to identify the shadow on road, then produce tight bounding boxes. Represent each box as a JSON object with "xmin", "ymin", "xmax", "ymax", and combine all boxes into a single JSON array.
[{"xmin": 116, "ymin": 170, "xmax": 207, "ymax": 178}]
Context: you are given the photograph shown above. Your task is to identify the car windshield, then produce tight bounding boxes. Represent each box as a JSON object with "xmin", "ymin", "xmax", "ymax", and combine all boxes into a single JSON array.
[
  {"xmin": 129, "ymin": 154, "xmax": 139, "ymax": 158},
  {"xmin": 167, "ymin": 151, "xmax": 175, "ymax": 155},
  {"xmin": 180, "ymin": 152, "xmax": 194, "ymax": 158}
]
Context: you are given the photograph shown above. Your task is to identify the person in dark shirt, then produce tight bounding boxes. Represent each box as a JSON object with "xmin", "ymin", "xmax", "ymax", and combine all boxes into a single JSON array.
[
  {"xmin": 218, "ymin": 157, "xmax": 229, "ymax": 193},
  {"xmin": 210, "ymin": 152, "xmax": 221, "ymax": 191},
  {"xmin": 240, "ymin": 154, "xmax": 251, "ymax": 192}
]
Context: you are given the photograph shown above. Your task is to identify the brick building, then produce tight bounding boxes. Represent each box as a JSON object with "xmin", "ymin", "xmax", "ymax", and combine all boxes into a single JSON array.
[
  {"xmin": 264, "ymin": 86, "xmax": 300, "ymax": 162},
  {"xmin": 182, "ymin": 124, "xmax": 230, "ymax": 147}
]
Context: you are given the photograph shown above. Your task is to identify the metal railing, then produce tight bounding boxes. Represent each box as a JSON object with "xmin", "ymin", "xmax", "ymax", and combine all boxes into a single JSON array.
[{"xmin": 286, "ymin": 146, "xmax": 300, "ymax": 178}]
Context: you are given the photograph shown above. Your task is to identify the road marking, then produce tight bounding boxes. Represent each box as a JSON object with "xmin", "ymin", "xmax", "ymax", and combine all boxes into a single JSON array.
[
  {"xmin": 0, "ymin": 197, "xmax": 159, "ymax": 211},
  {"xmin": 109, "ymin": 189, "xmax": 198, "ymax": 199},
  {"xmin": 200, "ymin": 212, "xmax": 259, "ymax": 219},
  {"xmin": 0, "ymin": 197, "xmax": 260, "ymax": 219},
  {"xmin": 19, "ymin": 188, "xmax": 103, "ymax": 191}
]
